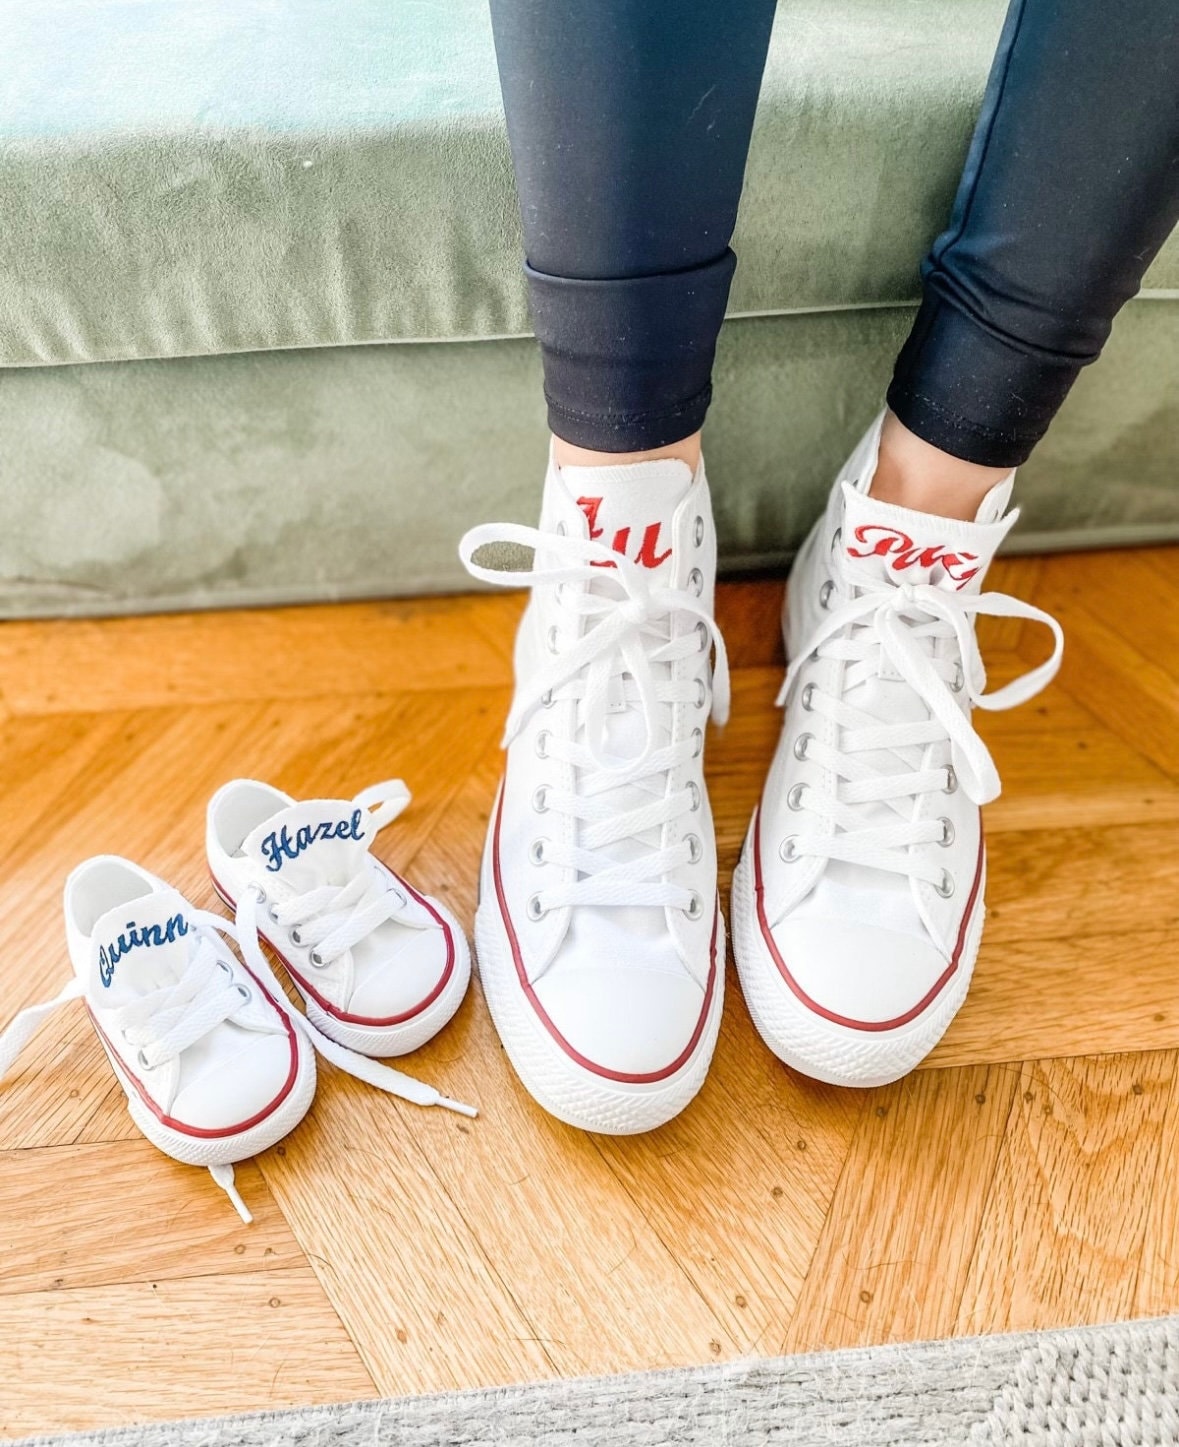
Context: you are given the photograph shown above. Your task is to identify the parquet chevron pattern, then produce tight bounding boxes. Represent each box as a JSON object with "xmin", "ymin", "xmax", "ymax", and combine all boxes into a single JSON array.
[{"xmin": 0, "ymin": 548, "xmax": 1176, "ymax": 1437}]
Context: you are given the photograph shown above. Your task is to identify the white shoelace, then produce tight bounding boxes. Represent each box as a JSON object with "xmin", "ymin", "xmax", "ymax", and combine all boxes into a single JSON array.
[
  {"xmin": 776, "ymin": 578, "xmax": 1064, "ymax": 888},
  {"xmin": 261, "ymin": 782, "xmax": 424, "ymax": 966},
  {"xmin": 461, "ymin": 524, "xmax": 729, "ymax": 914},
  {"xmin": 0, "ymin": 905, "xmax": 475, "ymax": 1224}
]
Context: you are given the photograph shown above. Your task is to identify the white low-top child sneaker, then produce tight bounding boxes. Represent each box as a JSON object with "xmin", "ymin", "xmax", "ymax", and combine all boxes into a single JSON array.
[
  {"xmin": 731, "ymin": 411, "xmax": 1064, "ymax": 1087},
  {"xmin": 459, "ymin": 448, "xmax": 729, "ymax": 1134},
  {"xmin": 208, "ymin": 778, "xmax": 471, "ymax": 1062},
  {"xmin": 0, "ymin": 857, "xmax": 317, "ymax": 1220}
]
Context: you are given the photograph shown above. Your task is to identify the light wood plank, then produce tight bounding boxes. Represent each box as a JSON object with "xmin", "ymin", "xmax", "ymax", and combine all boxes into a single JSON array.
[
  {"xmin": 0, "ymin": 1269, "xmax": 376, "ymax": 1439},
  {"xmin": 0, "ymin": 596, "xmax": 521, "ymax": 716},
  {"xmin": 957, "ymin": 1052, "xmax": 1175, "ymax": 1336},
  {"xmin": 0, "ymin": 1141, "xmax": 302, "ymax": 1295},
  {"xmin": 784, "ymin": 1065, "xmax": 1017, "ymax": 1353},
  {"xmin": 1135, "ymin": 1055, "xmax": 1179, "ymax": 1318},
  {"xmin": 930, "ymin": 930, "xmax": 1179, "ymax": 1068}
]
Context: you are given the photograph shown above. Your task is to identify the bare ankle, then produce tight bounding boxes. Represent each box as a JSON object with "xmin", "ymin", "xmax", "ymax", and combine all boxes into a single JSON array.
[
  {"xmin": 552, "ymin": 431, "xmax": 702, "ymax": 471},
  {"xmin": 871, "ymin": 411, "xmax": 1009, "ymax": 521}
]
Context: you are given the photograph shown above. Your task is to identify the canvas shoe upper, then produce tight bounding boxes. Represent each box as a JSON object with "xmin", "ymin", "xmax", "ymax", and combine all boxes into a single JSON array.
[
  {"xmin": 459, "ymin": 448, "xmax": 728, "ymax": 1133},
  {"xmin": 0, "ymin": 856, "xmax": 317, "ymax": 1220},
  {"xmin": 208, "ymin": 778, "xmax": 473, "ymax": 1068},
  {"xmin": 732, "ymin": 412, "xmax": 1064, "ymax": 1086}
]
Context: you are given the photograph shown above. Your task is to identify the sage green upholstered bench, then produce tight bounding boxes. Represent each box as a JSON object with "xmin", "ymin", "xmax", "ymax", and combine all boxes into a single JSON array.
[{"xmin": 1, "ymin": 0, "xmax": 1176, "ymax": 615}]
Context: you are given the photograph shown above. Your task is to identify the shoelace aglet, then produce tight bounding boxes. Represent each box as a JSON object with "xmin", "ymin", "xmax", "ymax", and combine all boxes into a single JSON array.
[
  {"xmin": 209, "ymin": 1162, "xmax": 253, "ymax": 1224},
  {"xmin": 435, "ymin": 1094, "xmax": 478, "ymax": 1119}
]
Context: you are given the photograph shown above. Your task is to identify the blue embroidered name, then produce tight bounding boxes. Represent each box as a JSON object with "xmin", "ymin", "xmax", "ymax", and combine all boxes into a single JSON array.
[
  {"xmin": 261, "ymin": 810, "xmax": 365, "ymax": 873},
  {"xmin": 99, "ymin": 914, "xmax": 189, "ymax": 988}
]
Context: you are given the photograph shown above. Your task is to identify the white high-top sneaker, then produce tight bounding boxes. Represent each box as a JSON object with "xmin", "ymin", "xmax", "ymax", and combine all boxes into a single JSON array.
[
  {"xmin": 460, "ymin": 448, "xmax": 729, "ymax": 1134},
  {"xmin": 731, "ymin": 412, "xmax": 1063, "ymax": 1087}
]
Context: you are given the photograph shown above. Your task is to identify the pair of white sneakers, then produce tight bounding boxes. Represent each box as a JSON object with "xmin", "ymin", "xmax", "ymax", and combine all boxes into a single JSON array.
[
  {"xmin": 0, "ymin": 778, "xmax": 474, "ymax": 1219},
  {"xmin": 460, "ymin": 410, "xmax": 1064, "ymax": 1133}
]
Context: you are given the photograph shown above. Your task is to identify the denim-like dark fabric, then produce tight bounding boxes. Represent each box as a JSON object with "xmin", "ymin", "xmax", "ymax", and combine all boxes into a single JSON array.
[
  {"xmin": 489, "ymin": 0, "xmax": 776, "ymax": 450},
  {"xmin": 887, "ymin": 0, "xmax": 1179, "ymax": 465},
  {"xmin": 492, "ymin": 0, "xmax": 1179, "ymax": 463}
]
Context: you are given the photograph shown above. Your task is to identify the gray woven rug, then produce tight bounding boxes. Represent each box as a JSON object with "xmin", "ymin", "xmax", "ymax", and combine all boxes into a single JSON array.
[{"xmin": 19, "ymin": 1316, "xmax": 1179, "ymax": 1447}]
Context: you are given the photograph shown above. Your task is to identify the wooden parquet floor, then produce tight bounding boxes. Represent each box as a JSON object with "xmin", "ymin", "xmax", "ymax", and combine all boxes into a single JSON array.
[{"xmin": 1, "ymin": 547, "xmax": 1177, "ymax": 1437}]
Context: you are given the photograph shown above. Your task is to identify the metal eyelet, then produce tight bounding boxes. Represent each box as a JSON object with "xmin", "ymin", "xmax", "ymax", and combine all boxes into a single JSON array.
[
  {"xmin": 819, "ymin": 579, "xmax": 835, "ymax": 610},
  {"xmin": 950, "ymin": 662, "xmax": 964, "ymax": 694},
  {"xmin": 547, "ymin": 625, "xmax": 560, "ymax": 655},
  {"xmin": 938, "ymin": 817, "xmax": 955, "ymax": 847},
  {"xmin": 694, "ymin": 621, "xmax": 709, "ymax": 651},
  {"xmin": 693, "ymin": 678, "xmax": 707, "ymax": 708},
  {"xmin": 541, "ymin": 689, "xmax": 554, "ymax": 708},
  {"xmin": 218, "ymin": 959, "xmax": 234, "ymax": 979},
  {"xmin": 687, "ymin": 567, "xmax": 704, "ymax": 597},
  {"xmin": 685, "ymin": 833, "xmax": 702, "ymax": 864},
  {"xmin": 249, "ymin": 883, "xmax": 267, "ymax": 905},
  {"xmin": 934, "ymin": 869, "xmax": 955, "ymax": 898},
  {"xmin": 392, "ymin": 886, "xmax": 409, "ymax": 909},
  {"xmin": 309, "ymin": 949, "xmax": 327, "ymax": 968},
  {"xmin": 830, "ymin": 526, "xmax": 842, "ymax": 555},
  {"xmin": 693, "ymin": 515, "xmax": 705, "ymax": 547},
  {"xmin": 683, "ymin": 891, "xmax": 704, "ymax": 921},
  {"xmin": 529, "ymin": 838, "xmax": 547, "ymax": 866},
  {"xmin": 526, "ymin": 894, "xmax": 546, "ymax": 922},
  {"xmin": 267, "ymin": 904, "xmax": 281, "ymax": 923},
  {"xmin": 136, "ymin": 1049, "xmax": 156, "ymax": 1071},
  {"xmin": 793, "ymin": 732, "xmax": 812, "ymax": 762},
  {"xmin": 235, "ymin": 982, "xmax": 252, "ymax": 1002},
  {"xmin": 943, "ymin": 765, "xmax": 958, "ymax": 795},
  {"xmin": 787, "ymin": 783, "xmax": 806, "ymax": 811},
  {"xmin": 532, "ymin": 785, "xmax": 549, "ymax": 813},
  {"xmin": 290, "ymin": 927, "xmax": 304, "ymax": 946},
  {"xmin": 779, "ymin": 836, "xmax": 799, "ymax": 863},
  {"xmin": 691, "ymin": 727, "xmax": 704, "ymax": 758},
  {"xmin": 801, "ymin": 682, "xmax": 816, "ymax": 712},
  {"xmin": 555, "ymin": 521, "xmax": 567, "ymax": 537},
  {"xmin": 688, "ymin": 780, "xmax": 701, "ymax": 812},
  {"xmin": 535, "ymin": 730, "xmax": 550, "ymax": 759}
]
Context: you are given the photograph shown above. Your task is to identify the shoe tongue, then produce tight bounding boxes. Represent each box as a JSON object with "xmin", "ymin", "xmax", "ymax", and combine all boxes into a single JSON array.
[
  {"xmin": 839, "ymin": 479, "xmax": 1015, "ymax": 596},
  {"xmin": 555, "ymin": 458, "xmax": 693, "ymax": 585},
  {"xmin": 91, "ymin": 888, "xmax": 196, "ymax": 1003},
  {"xmin": 551, "ymin": 459, "xmax": 695, "ymax": 928},
  {"xmin": 240, "ymin": 799, "xmax": 371, "ymax": 891}
]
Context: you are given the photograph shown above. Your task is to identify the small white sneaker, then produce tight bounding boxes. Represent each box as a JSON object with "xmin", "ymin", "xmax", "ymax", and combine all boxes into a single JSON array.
[
  {"xmin": 0, "ymin": 857, "xmax": 317, "ymax": 1220},
  {"xmin": 459, "ymin": 447, "xmax": 728, "ymax": 1134},
  {"xmin": 207, "ymin": 778, "xmax": 472, "ymax": 1062},
  {"xmin": 732, "ymin": 412, "xmax": 1064, "ymax": 1087}
]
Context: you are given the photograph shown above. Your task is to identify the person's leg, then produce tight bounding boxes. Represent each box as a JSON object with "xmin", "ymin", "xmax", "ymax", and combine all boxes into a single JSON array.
[
  {"xmin": 461, "ymin": 2, "xmax": 775, "ymax": 1134},
  {"xmin": 734, "ymin": 0, "xmax": 1175, "ymax": 1087},
  {"xmin": 489, "ymin": 0, "xmax": 777, "ymax": 466},
  {"xmin": 879, "ymin": 0, "xmax": 1179, "ymax": 518}
]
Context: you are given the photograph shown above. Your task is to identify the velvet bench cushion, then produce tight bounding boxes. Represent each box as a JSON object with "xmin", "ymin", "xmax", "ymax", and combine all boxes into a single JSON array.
[{"xmin": 0, "ymin": 0, "xmax": 1175, "ymax": 614}]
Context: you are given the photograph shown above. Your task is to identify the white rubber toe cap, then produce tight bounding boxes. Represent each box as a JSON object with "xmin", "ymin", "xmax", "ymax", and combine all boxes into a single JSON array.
[
  {"xmin": 531, "ymin": 964, "xmax": 708, "ymax": 1080},
  {"xmin": 170, "ymin": 1029, "xmax": 298, "ymax": 1131},
  {"xmin": 348, "ymin": 923, "xmax": 453, "ymax": 1021},
  {"xmin": 769, "ymin": 916, "xmax": 953, "ymax": 1029}
]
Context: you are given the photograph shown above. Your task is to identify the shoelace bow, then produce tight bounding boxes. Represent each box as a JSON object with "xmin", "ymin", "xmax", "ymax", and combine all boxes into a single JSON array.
[
  {"xmin": 262, "ymin": 782, "xmax": 422, "ymax": 966},
  {"xmin": 461, "ymin": 523, "xmax": 729, "ymax": 913},
  {"xmin": 775, "ymin": 576, "xmax": 1064, "ymax": 887}
]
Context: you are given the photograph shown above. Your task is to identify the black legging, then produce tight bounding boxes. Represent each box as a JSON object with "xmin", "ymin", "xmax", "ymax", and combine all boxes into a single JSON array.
[{"xmin": 490, "ymin": 0, "xmax": 1179, "ymax": 467}]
